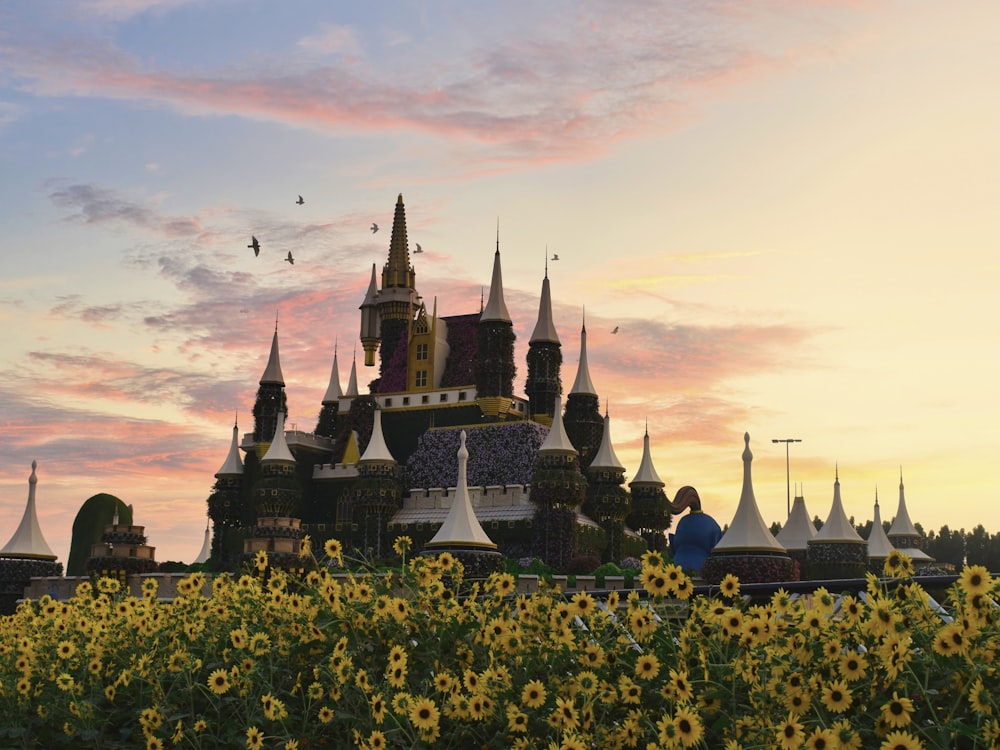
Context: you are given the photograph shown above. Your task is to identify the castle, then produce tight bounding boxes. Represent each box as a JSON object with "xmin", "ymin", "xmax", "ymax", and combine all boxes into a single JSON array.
[{"xmin": 206, "ymin": 195, "xmax": 673, "ymax": 570}]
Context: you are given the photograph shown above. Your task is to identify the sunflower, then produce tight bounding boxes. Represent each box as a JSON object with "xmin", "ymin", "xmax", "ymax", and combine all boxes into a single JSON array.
[
  {"xmin": 56, "ymin": 640, "xmax": 76, "ymax": 660},
  {"xmin": 968, "ymin": 677, "xmax": 993, "ymax": 715},
  {"xmin": 719, "ymin": 574, "xmax": 741, "ymax": 599},
  {"xmin": 641, "ymin": 550, "xmax": 666, "ymax": 569},
  {"xmin": 838, "ymin": 651, "xmax": 869, "ymax": 682},
  {"xmin": 641, "ymin": 568, "xmax": 670, "ymax": 597},
  {"xmin": 207, "ymin": 668, "xmax": 230, "ymax": 695},
  {"xmin": 522, "ymin": 679, "xmax": 547, "ymax": 709},
  {"xmin": 959, "ymin": 565, "xmax": 993, "ymax": 597},
  {"xmin": 317, "ymin": 706, "xmax": 334, "ymax": 724},
  {"xmin": 146, "ymin": 738, "xmax": 163, "ymax": 750},
  {"xmin": 551, "ymin": 697, "xmax": 580, "ymax": 731},
  {"xmin": 668, "ymin": 668, "xmax": 693, "ymax": 703},
  {"xmin": 254, "ymin": 549, "xmax": 268, "ymax": 572},
  {"xmin": 387, "ymin": 663, "xmax": 407, "ymax": 689},
  {"xmin": 246, "ymin": 726, "xmax": 264, "ymax": 750},
  {"xmin": 776, "ymin": 714, "xmax": 805, "ymax": 749},
  {"xmin": 558, "ymin": 735, "xmax": 586, "ymax": 750},
  {"xmin": 506, "ymin": 704, "xmax": 529, "ymax": 733},
  {"xmin": 880, "ymin": 730, "xmax": 925, "ymax": 750},
  {"xmin": 673, "ymin": 706, "xmax": 704, "ymax": 748},
  {"xmin": 883, "ymin": 550, "xmax": 914, "ymax": 578},
  {"xmin": 805, "ymin": 727, "xmax": 837, "ymax": 750},
  {"xmin": 571, "ymin": 591, "xmax": 596, "ymax": 617},
  {"xmin": 932, "ymin": 622, "xmax": 968, "ymax": 657},
  {"xmin": 392, "ymin": 535, "xmax": 412, "ymax": 556},
  {"xmin": 635, "ymin": 653, "xmax": 661, "ymax": 681},
  {"xmin": 368, "ymin": 730, "xmax": 386, "ymax": 750},
  {"xmin": 408, "ymin": 697, "xmax": 440, "ymax": 732},
  {"xmin": 880, "ymin": 691, "xmax": 914, "ymax": 728}
]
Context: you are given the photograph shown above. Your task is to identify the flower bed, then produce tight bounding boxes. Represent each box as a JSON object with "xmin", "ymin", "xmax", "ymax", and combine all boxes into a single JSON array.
[{"xmin": 1, "ymin": 550, "xmax": 997, "ymax": 749}]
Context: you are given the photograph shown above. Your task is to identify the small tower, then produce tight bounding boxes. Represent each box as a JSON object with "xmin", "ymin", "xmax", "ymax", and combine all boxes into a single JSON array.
[
  {"xmin": 866, "ymin": 489, "xmax": 896, "ymax": 573},
  {"xmin": 585, "ymin": 410, "xmax": 632, "ymax": 563},
  {"xmin": 627, "ymin": 426, "xmax": 672, "ymax": 552},
  {"xmin": 375, "ymin": 195, "xmax": 420, "ymax": 387},
  {"xmin": 244, "ymin": 410, "xmax": 304, "ymax": 567},
  {"xmin": 703, "ymin": 433, "xmax": 796, "ymax": 584},
  {"xmin": 563, "ymin": 315, "xmax": 603, "ymax": 469},
  {"xmin": 351, "ymin": 406, "xmax": 403, "ymax": 558},
  {"xmin": 316, "ymin": 341, "xmax": 344, "ymax": 438},
  {"xmin": 0, "ymin": 461, "xmax": 62, "ymax": 615},
  {"xmin": 359, "ymin": 264, "xmax": 381, "ymax": 367},
  {"xmin": 774, "ymin": 486, "xmax": 816, "ymax": 573},
  {"xmin": 252, "ymin": 322, "xmax": 288, "ymax": 455},
  {"xmin": 86, "ymin": 504, "xmax": 158, "ymax": 579},
  {"xmin": 887, "ymin": 469, "xmax": 933, "ymax": 564},
  {"xmin": 529, "ymin": 395, "xmax": 590, "ymax": 568},
  {"xmin": 806, "ymin": 467, "xmax": 867, "ymax": 580},
  {"xmin": 525, "ymin": 263, "xmax": 562, "ymax": 424},
  {"xmin": 475, "ymin": 236, "xmax": 517, "ymax": 417},
  {"xmin": 208, "ymin": 418, "xmax": 247, "ymax": 568},
  {"xmin": 423, "ymin": 430, "xmax": 504, "ymax": 577}
]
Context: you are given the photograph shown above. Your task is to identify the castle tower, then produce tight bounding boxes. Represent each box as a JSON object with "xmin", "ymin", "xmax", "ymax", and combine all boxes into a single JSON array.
[
  {"xmin": 703, "ymin": 433, "xmax": 795, "ymax": 584},
  {"xmin": 207, "ymin": 418, "xmax": 246, "ymax": 568},
  {"xmin": 563, "ymin": 315, "xmax": 603, "ymax": 469},
  {"xmin": 252, "ymin": 323, "xmax": 288, "ymax": 454},
  {"xmin": 627, "ymin": 426, "xmax": 672, "ymax": 552},
  {"xmin": 475, "ymin": 238, "xmax": 516, "ymax": 417},
  {"xmin": 774, "ymin": 486, "xmax": 816, "ymax": 572},
  {"xmin": 529, "ymin": 395, "xmax": 590, "ymax": 568},
  {"xmin": 866, "ymin": 489, "xmax": 896, "ymax": 573},
  {"xmin": 352, "ymin": 406, "xmax": 403, "ymax": 557},
  {"xmin": 585, "ymin": 410, "xmax": 632, "ymax": 562},
  {"xmin": 887, "ymin": 469, "xmax": 933, "ymax": 563},
  {"xmin": 1, "ymin": 461, "xmax": 62, "ymax": 614},
  {"xmin": 244, "ymin": 410, "xmax": 304, "ymax": 566},
  {"xmin": 424, "ymin": 430, "xmax": 504, "ymax": 577},
  {"xmin": 360, "ymin": 264, "xmax": 381, "ymax": 367},
  {"xmin": 86, "ymin": 503, "xmax": 158, "ymax": 579},
  {"xmin": 374, "ymin": 195, "xmax": 420, "ymax": 386},
  {"xmin": 806, "ymin": 467, "xmax": 867, "ymax": 580},
  {"xmin": 525, "ymin": 263, "xmax": 562, "ymax": 424},
  {"xmin": 316, "ymin": 341, "xmax": 343, "ymax": 438}
]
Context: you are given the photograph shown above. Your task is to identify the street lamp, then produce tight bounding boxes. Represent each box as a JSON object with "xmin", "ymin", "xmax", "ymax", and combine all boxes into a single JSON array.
[{"xmin": 772, "ymin": 438, "xmax": 802, "ymax": 518}]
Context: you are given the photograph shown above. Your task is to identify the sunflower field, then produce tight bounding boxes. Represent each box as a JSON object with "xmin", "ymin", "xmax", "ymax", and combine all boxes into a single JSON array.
[{"xmin": 0, "ymin": 540, "xmax": 997, "ymax": 749}]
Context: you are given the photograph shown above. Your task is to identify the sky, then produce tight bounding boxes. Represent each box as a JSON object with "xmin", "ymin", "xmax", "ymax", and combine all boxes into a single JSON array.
[{"xmin": 1, "ymin": 0, "xmax": 998, "ymax": 565}]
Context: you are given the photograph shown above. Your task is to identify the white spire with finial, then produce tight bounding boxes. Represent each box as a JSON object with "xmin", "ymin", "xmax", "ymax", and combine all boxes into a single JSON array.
[
  {"xmin": 346, "ymin": 349, "xmax": 359, "ymax": 396},
  {"xmin": 261, "ymin": 409, "xmax": 295, "ymax": 464},
  {"xmin": 426, "ymin": 431, "xmax": 498, "ymax": 549},
  {"xmin": 712, "ymin": 433, "xmax": 786, "ymax": 552},
  {"xmin": 867, "ymin": 487, "xmax": 895, "ymax": 559},
  {"xmin": 887, "ymin": 467, "xmax": 919, "ymax": 537},
  {"xmin": 530, "ymin": 262, "xmax": 560, "ymax": 344},
  {"xmin": 1, "ymin": 461, "xmax": 57, "ymax": 559},
  {"xmin": 590, "ymin": 408, "xmax": 625, "ymax": 470},
  {"xmin": 215, "ymin": 415, "xmax": 244, "ymax": 476},
  {"xmin": 260, "ymin": 317, "xmax": 285, "ymax": 385},
  {"xmin": 812, "ymin": 466, "xmax": 865, "ymax": 543},
  {"xmin": 322, "ymin": 339, "xmax": 343, "ymax": 404},
  {"xmin": 630, "ymin": 423, "xmax": 663, "ymax": 485},
  {"xmin": 538, "ymin": 395, "xmax": 577, "ymax": 454},
  {"xmin": 775, "ymin": 487, "xmax": 816, "ymax": 549},
  {"xmin": 193, "ymin": 517, "xmax": 212, "ymax": 564},
  {"xmin": 569, "ymin": 311, "xmax": 597, "ymax": 396},
  {"xmin": 359, "ymin": 406, "xmax": 395, "ymax": 462},
  {"xmin": 480, "ymin": 226, "xmax": 511, "ymax": 322}
]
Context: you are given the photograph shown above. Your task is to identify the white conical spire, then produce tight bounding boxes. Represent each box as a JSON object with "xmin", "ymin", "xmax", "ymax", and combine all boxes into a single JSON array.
[
  {"xmin": 630, "ymin": 426, "xmax": 663, "ymax": 486},
  {"xmin": 359, "ymin": 407, "xmax": 395, "ymax": 462},
  {"xmin": 569, "ymin": 315, "xmax": 597, "ymax": 396},
  {"xmin": 260, "ymin": 321, "xmax": 284, "ymax": 385},
  {"xmin": 713, "ymin": 434, "xmax": 785, "ymax": 552},
  {"xmin": 813, "ymin": 467, "xmax": 865, "ymax": 543},
  {"xmin": 426, "ymin": 431, "xmax": 497, "ymax": 549},
  {"xmin": 1, "ymin": 461, "xmax": 57, "ymax": 559},
  {"xmin": 346, "ymin": 353, "xmax": 359, "ymax": 396},
  {"xmin": 775, "ymin": 489, "xmax": 816, "ymax": 550},
  {"xmin": 193, "ymin": 518, "xmax": 212, "ymax": 564},
  {"xmin": 530, "ymin": 267, "xmax": 560, "ymax": 343},
  {"xmin": 590, "ymin": 410, "xmax": 624, "ymax": 470},
  {"xmin": 480, "ymin": 245, "xmax": 511, "ymax": 323},
  {"xmin": 215, "ymin": 418, "xmax": 244, "ymax": 477},
  {"xmin": 538, "ymin": 396, "xmax": 577, "ymax": 454},
  {"xmin": 363, "ymin": 263, "xmax": 379, "ymax": 306},
  {"xmin": 261, "ymin": 410, "xmax": 295, "ymax": 464},
  {"xmin": 867, "ymin": 489, "xmax": 895, "ymax": 559},
  {"xmin": 322, "ymin": 342, "xmax": 343, "ymax": 404},
  {"xmin": 888, "ymin": 468, "xmax": 919, "ymax": 537}
]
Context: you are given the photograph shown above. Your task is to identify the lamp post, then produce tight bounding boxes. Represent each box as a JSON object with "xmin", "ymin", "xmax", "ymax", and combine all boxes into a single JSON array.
[{"xmin": 772, "ymin": 438, "xmax": 801, "ymax": 517}]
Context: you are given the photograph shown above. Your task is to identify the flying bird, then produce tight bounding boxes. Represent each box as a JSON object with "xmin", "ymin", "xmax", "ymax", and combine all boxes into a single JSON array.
[
  {"xmin": 285, "ymin": 251, "xmax": 295, "ymax": 265},
  {"xmin": 551, "ymin": 253, "xmax": 559, "ymax": 260},
  {"xmin": 296, "ymin": 195, "xmax": 304, "ymax": 205},
  {"xmin": 371, "ymin": 223, "xmax": 379, "ymax": 233},
  {"xmin": 248, "ymin": 236, "xmax": 260, "ymax": 257},
  {"xmin": 611, "ymin": 326, "xmax": 619, "ymax": 334},
  {"xmin": 414, "ymin": 243, "xmax": 423, "ymax": 253}
]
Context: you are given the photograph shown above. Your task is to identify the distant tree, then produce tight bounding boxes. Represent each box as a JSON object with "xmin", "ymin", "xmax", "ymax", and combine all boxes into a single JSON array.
[
  {"xmin": 965, "ymin": 525, "xmax": 992, "ymax": 568},
  {"xmin": 925, "ymin": 525, "xmax": 966, "ymax": 569},
  {"xmin": 770, "ymin": 521, "xmax": 782, "ymax": 537},
  {"xmin": 855, "ymin": 520, "xmax": 873, "ymax": 539},
  {"xmin": 812, "ymin": 515, "xmax": 823, "ymax": 531},
  {"xmin": 982, "ymin": 532, "xmax": 1000, "ymax": 574}
]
